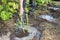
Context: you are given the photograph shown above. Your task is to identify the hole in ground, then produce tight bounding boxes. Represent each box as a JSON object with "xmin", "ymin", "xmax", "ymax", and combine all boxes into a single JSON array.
[{"xmin": 14, "ymin": 29, "xmax": 29, "ymax": 38}]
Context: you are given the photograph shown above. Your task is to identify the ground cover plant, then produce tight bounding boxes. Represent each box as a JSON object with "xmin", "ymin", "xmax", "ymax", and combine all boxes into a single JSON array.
[{"xmin": 0, "ymin": 0, "xmax": 19, "ymax": 21}]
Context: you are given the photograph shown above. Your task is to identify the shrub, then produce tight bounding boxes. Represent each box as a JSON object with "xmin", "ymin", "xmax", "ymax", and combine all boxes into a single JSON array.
[
  {"xmin": 35, "ymin": 0, "xmax": 52, "ymax": 5},
  {"xmin": 0, "ymin": 0, "xmax": 19, "ymax": 21}
]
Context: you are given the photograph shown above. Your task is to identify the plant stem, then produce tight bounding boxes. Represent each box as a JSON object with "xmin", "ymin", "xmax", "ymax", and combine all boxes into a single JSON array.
[{"xmin": 26, "ymin": 14, "xmax": 29, "ymax": 26}]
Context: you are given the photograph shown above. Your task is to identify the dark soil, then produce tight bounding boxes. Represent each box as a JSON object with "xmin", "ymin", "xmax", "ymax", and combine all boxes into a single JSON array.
[
  {"xmin": 13, "ymin": 29, "xmax": 29, "ymax": 38},
  {"xmin": 28, "ymin": 15, "xmax": 60, "ymax": 40},
  {"xmin": 28, "ymin": 6, "xmax": 60, "ymax": 40}
]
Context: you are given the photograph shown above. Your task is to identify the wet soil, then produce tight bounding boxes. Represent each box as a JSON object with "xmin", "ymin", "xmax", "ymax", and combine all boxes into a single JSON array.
[
  {"xmin": 12, "ymin": 29, "xmax": 29, "ymax": 38},
  {"xmin": 0, "ymin": 12, "xmax": 60, "ymax": 40},
  {"xmin": 28, "ymin": 15, "xmax": 60, "ymax": 40}
]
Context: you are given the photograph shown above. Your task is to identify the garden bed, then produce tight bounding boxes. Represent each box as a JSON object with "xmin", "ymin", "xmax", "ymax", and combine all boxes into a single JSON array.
[{"xmin": 0, "ymin": 1, "xmax": 60, "ymax": 40}]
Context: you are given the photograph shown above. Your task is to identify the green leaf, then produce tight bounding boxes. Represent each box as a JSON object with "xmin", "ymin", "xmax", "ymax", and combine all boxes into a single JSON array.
[
  {"xmin": 8, "ymin": 12, "xmax": 13, "ymax": 18},
  {"xmin": 13, "ymin": 3, "xmax": 18, "ymax": 9},
  {"xmin": 1, "ymin": 11, "xmax": 8, "ymax": 20},
  {"xmin": 0, "ymin": 11, "xmax": 13, "ymax": 20},
  {"xmin": 25, "ymin": 7, "xmax": 29, "ymax": 13},
  {"xmin": 1, "ymin": 0, "xmax": 7, "ymax": 3},
  {"xmin": 26, "ymin": 0, "xmax": 29, "ymax": 4},
  {"xmin": 0, "ymin": 5, "xmax": 3, "ymax": 11},
  {"xmin": 9, "ymin": 8, "xmax": 15, "ymax": 13},
  {"xmin": 8, "ymin": 2, "xmax": 13, "ymax": 6},
  {"xmin": 5, "ymin": 5, "xmax": 10, "ymax": 10},
  {"xmin": 0, "ymin": 0, "xmax": 19, "ymax": 20}
]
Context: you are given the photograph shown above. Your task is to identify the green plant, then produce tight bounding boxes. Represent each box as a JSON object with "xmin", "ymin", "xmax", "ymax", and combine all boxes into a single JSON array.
[
  {"xmin": 0, "ymin": 0, "xmax": 19, "ymax": 21},
  {"xmin": 0, "ymin": 11, "xmax": 13, "ymax": 20},
  {"xmin": 36, "ymin": 0, "xmax": 52, "ymax": 5}
]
